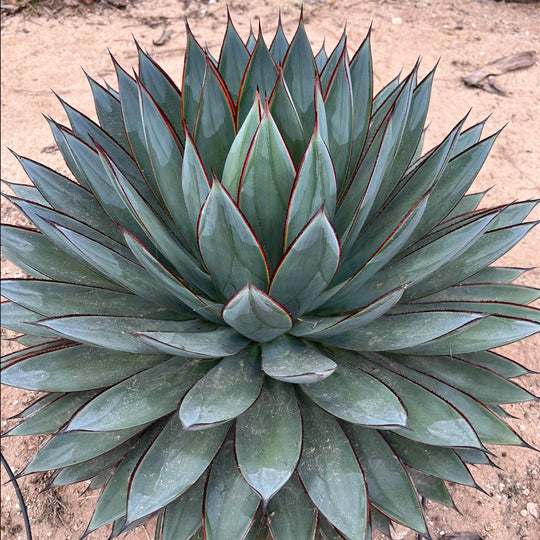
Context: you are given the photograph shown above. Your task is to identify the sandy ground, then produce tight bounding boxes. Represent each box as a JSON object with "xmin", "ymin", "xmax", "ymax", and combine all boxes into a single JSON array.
[{"xmin": 1, "ymin": 0, "xmax": 539, "ymax": 539}]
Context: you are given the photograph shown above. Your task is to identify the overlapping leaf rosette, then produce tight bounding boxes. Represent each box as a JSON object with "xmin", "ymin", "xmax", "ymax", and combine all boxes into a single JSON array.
[{"xmin": 2, "ymin": 13, "xmax": 539, "ymax": 540}]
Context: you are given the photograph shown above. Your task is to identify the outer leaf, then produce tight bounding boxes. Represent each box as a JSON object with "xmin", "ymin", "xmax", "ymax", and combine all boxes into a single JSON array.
[
  {"xmin": 344, "ymin": 424, "xmax": 426, "ymax": 533},
  {"xmin": 87, "ymin": 421, "xmax": 167, "ymax": 533},
  {"xmin": 235, "ymin": 378, "xmax": 302, "ymax": 500},
  {"xmin": 297, "ymin": 396, "xmax": 368, "ymax": 539},
  {"xmin": 237, "ymin": 33, "xmax": 278, "ymax": 125},
  {"xmin": 158, "ymin": 474, "xmax": 206, "ymax": 540},
  {"xmin": 218, "ymin": 14, "xmax": 250, "ymax": 102},
  {"xmin": 222, "ymin": 285, "xmax": 293, "ymax": 342},
  {"xmin": 285, "ymin": 127, "xmax": 337, "ymax": 246},
  {"xmin": 194, "ymin": 58, "xmax": 236, "ymax": 179},
  {"xmin": 459, "ymin": 350, "xmax": 529, "ymax": 378},
  {"xmin": 384, "ymin": 432, "xmax": 475, "ymax": 486},
  {"xmin": 322, "ymin": 311, "xmax": 484, "ymax": 352},
  {"xmin": 261, "ymin": 334, "xmax": 336, "ymax": 384},
  {"xmin": 238, "ymin": 107, "xmax": 296, "ymax": 269},
  {"xmin": 127, "ymin": 417, "xmax": 229, "ymax": 523},
  {"xmin": 23, "ymin": 424, "xmax": 145, "ymax": 474},
  {"xmin": 67, "ymin": 357, "xmax": 214, "ymax": 432},
  {"xmin": 7, "ymin": 390, "xmax": 99, "ymax": 436},
  {"xmin": 198, "ymin": 181, "xmax": 269, "ymax": 298},
  {"xmin": 407, "ymin": 468, "xmax": 454, "ymax": 507},
  {"xmin": 138, "ymin": 44, "xmax": 185, "ymax": 142},
  {"xmin": 270, "ymin": 211, "xmax": 340, "ymax": 318},
  {"xmin": 269, "ymin": 13, "xmax": 289, "ymax": 65},
  {"xmin": 358, "ymin": 355, "xmax": 482, "ymax": 448},
  {"xmin": 266, "ymin": 474, "xmax": 317, "ymax": 540},
  {"xmin": 1, "ymin": 342, "xmax": 169, "ymax": 392},
  {"xmin": 301, "ymin": 349, "xmax": 407, "ymax": 427},
  {"xmin": 179, "ymin": 346, "xmax": 263, "ymax": 429},
  {"xmin": 204, "ymin": 439, "xmax": 261, "ymax": 540},
  {"xmin": 282, "ymin": 19, "xmax": 316, "ymax": 134}
]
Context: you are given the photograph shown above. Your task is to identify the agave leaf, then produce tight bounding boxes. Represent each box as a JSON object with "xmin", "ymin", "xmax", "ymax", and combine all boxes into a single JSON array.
[
  {"xmin": 319, "ymin": 30, "xmax": 346, "ymax": 94},
  {"xmin": 2, "ymin": 179, "xmax": 49, "ymax": 206},
  {"xmin": 179, "ymin": 345, "xmax": 262, "ymax": 429},
  {"xmin": 358, "ymin": 355, "xmax": 482, "ymax": 448},
  {"xmin": 218, "ymin": 13, "xmax": 250, "ymax": 103},
  {"xmin": 114, "ymin": 62, "xmax": 162, "ymax": 199},
  {"xmin": 181, "ymin": 131, "xmax": 211, "ymax": 244},
  {"xmin": 315, "ymin": 41, "xmax": 327, "ymax": 73},
  {"xmin": 270, "ymin": 211, "xmax": 340, "ymax": 317},
  {"xmin": 371, "ymin": 507, "xmax": 392, "ymax": 538},
  {"xmin": 222, "ymin": 284, "xmax": 293, "ymax": 342},
  {"xmin": 138, "ymin": 44, "xmax": 185, "ymax": 142},
  {"xmin": 403, "ymin": 221, "xmax": 538, "ymax": 300},
  {"xmin": 346, "ymin": 212, "xmax": 499, "ymax": 309},
  {"xmin": 269, "ymin": 70, "xmax": 308, "ymax": 167},
  {"xmin": 138, "ymin": 81, "xmax": 192, "ymax": 244},
  {"xmin": 204, "ymin": 438, "xmax": 262, "ymax": 540},
  {"xmin": 87, "ymin": 420, "xmax": 167, "ymax": 533},
  {"xmin": 1, "ymin": 302, "xmax": 57, "ymax": 337},
  {"xmin": 4, "ymin": 388, "xmax": 60, "ymax": 416},
  {"xmin": 137, "ymin": 326, "xmax": 249, "ymax": 359},
  {"xmin": 158, "ymin": 473, "xmax": 206, "ymax": 540},
  {"xmin": 15, "ymin": 154, "xmax": 124, "ymax": 243},
  {"xmin": 408, "ymin": 132, "xmax": 499, "ymax": 244},
  {"xmin": 87, "ymin": 75, "xmax": 130, "ymax": 150},
  {"xmin": 198, "ymin": 181, "xmax": 269, "ymax": 299},
  {"xmin": 1, "ymin": 280, "xmax": 177, "ymax": 320},
  {"xmin": 455, "ymin": 448, "xmax": 491, "ymax": 465},
  {"xmin": 451, "ymin": 117, "xmax": 488, "ymax": 156},
  {"xmin": 487, "ymin": 199, "xmax": 539, "ymax": 231},
  {"xmin": 458, "ymin": 350, "xmax": 530, "ymax": 378},
  {"xmin": 1, "ymin": 342, "xmax": 169, "ymax": 392},
  {"xmin": 348, "ymin": 32, "xmax": 372, "ymax": 164},
  {"xmin": 261, "ymin": 334, "xmax": 336, "ymax": 384},
  {"xmin": 194, "ymin": 58, "xmax": 236, "ymax": 179},
  {"xmin": 122, "ymin": 231, "xmax": 223, "ymax": 323},
  {"xmin": 345, "ymin": 424, "xmax": 426, "ymax": 533},
  {"xmin": 407, "ymin": 468, "xmax": 454, "ymax": 507},
  {"xmin": 301, "ymin": 349, "xmax": 407, "ymax": 427},
  {"xmin": 99, "ymin": 152, "xmax": 215, "ymax": 296},
  {"xmin": 235, "ymin": 378, "xmax": 302, "ymax": 501},
  {"xmin": 238, "ymin": 106, "xmax": 296, "ymax": 270},
  {"xmin": 38, "ymin": 315, "xmax": 205, "ymax": 354},
  {"xmin": 282, "ymin": 18, "xmax": 316, "ymax": 135},
  {"xmin": 127, "ymin": 416, "xmax": 230, "ymax": 523},
  {"xmin": 323, "ymin": 49, "xmax": 353, "ymax": 191},
  {"xmin": 322, "ymin": 311, "xmax": 484, "ymax": 352},
  {"xmin": 45, "ymin": 117, "xmax": 90, "ymax": 190},
  {"xmin": 181, "ymin": 23, "xmax": 207, "ymax": 133},
  {"xmin": 269, "ymin": 12, "xmax": 289, "ymax": 65},
  {"xmin": 23, "ymin": 423, "xmax": 147, "ymax": 474},
  {"xmin": 52, "ymin": 438, "xmax": 133, "ymax": 487},
  {"xmin": 67, "ymin": 357, "xmax": 215, "ymax": 432},
  {"xmin": 447, "ymin": 191, "xmax": 486, "ymax": 219},
  {"xmin": 285, "ymin": 127, "xmax": 337, "ymax": 246},
  {"xmin": 266, "ymin": 474, "xmax": 317, "ymax": 540},
  {"xmin": 56, "ymin": 128, "xmax": 152, "ymax": 241},
  {"xmin": 237, "ymin": 32, "xmax": 278, "ymax": 125},
  {"xmin": 15, "ymin": 335, "xmax": 59, "ymax": 347},
  {"xmin": 384, "ymin": 432, "xmax": 475, "ymax": 486},
  {"xmin": 367, "ymin": 67, "xmax": 435, "ymax": 213},
  {"xmin": 317, "ymin": 516, "xmax": 344, "ymax": 540},
  {"xmin": 291, "ymin": 286, "xmax": 404, "ymax": 338},
  {"xmin": 414, "ymin": 282, "xmax": 539, "ymax": 305},
  {"xmin": 221, "ymin": 93, "xmax": 262, "ymax": 199},
  {"xmin": 396, "ymin": 313, "xmax": 539, "ymax": 355},
  {"xmin": 0, "ymin": 225, "xmax": 123, "ymax": 290},
  {"xmin": 297, "ymin": 396, "xmax": 368, "ymax": 539},
  {"xmin": 7, "ymin": 390, "xmax": 99, "ymax": 436},
  {"xmin": 43, "ymin": 223, "xmax": 189, "ymax": 311},
  {"xmin": 370, "ymin": 354, "xmax": 524, "ymax": 446}
]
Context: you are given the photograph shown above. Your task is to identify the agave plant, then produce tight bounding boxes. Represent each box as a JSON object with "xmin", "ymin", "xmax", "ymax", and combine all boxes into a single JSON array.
[{"xmin": 1, "ymin": 11, "xmax": 539, "ymax": 540}]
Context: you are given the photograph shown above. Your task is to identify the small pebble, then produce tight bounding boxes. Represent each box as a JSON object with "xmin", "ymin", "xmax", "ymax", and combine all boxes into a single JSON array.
[
  {"xmin": 392, "ymin": 17, "xmax": 402, "ymax": 25},
  {"xmin": 520, "ymin": 509, "xmax": 528, "ymax": 517},
  {"xmin": 527, "ymin": 502, "xmax": 538, "ymax": 518}
]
